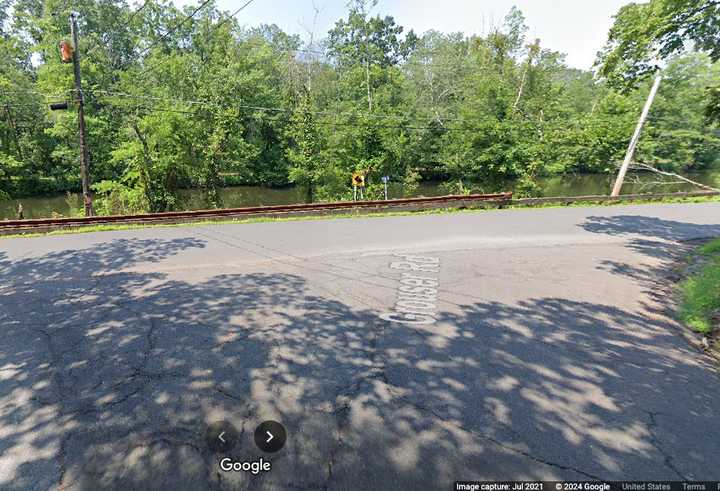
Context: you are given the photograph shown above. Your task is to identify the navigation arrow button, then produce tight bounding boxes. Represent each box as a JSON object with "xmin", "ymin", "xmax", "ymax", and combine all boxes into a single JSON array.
[
  {"xmin": 254, "ymin": 421, "xmax": 286, "ymax": 453},
  {"xmin": 206, "ymin": 421, "xmax": 238, "ymax": 453}
]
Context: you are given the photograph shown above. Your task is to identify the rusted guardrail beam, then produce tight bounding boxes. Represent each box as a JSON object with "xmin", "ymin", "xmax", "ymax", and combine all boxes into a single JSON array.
[
  {"xmin": 0, "ymin": 192, "xmax": 512, "ymax": 232},
  {"xmin": 510, "ymin": 190, "xmax": 720, "ymax": 206},
  {"xmin": 2, "ymin": 190, "xmax": 717, "ymax": 235}
]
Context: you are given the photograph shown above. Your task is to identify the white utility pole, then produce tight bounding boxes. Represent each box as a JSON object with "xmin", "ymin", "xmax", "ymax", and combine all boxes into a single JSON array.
[{"xmin": 611, "ymin": 75, "xmax": 662, "ymax": 197}]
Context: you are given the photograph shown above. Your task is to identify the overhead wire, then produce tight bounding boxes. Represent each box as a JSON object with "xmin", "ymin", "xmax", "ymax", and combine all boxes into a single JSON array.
[
  {"xmin": 125, "ymin": 0, "xmax": 151, "ymax": 25},
  {"xmin": 0, "ymin": 88, "xmax": 72, "ymax": 99},
  {"xmin": 210, "ymin": 0, "xmax": 257, "ymax": 33},
  {"xmin": 87, "ymin": 88, "xmax": 464, "ymax": 122},
  {"xmin": 83, "ymin": 0, "xmax": 152, "ymax": 60},
  {"xmin": 2, "ymin": 86, "xmax": 466, "ymax": 127},
  {"xmin": 135, "ymin": 0, "xmax": 213, "ymax": 59},
  {"xmin": 133, "ymin": 0, "xmax": 257, "ymax": 80},
  {"xmin": 86, "ymin": 89, "xmax": 477, "ymax": 129},
  {"xmin": 3, "ymin": 86, "xmax": 623, "ymax": 133},
  {"xmin": 85, "ymin": 90, "xmax": 486, "ymax": 132}
]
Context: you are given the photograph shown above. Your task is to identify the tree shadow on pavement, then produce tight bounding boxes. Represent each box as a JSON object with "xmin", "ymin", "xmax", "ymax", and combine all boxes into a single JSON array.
[
  {"xmin": 1, "ymin": 237, "xmax": 515, "ymax": 490},
  {"xmin": 580, "ymin": 214, "xmax": 720, "ymax": 242},
  {"xmin": 358, "ymin": 213, "xmax": 720, "ymax": 484},
  {"xmin": 397, "ymin": 298, "xmax": 720, "ymax": 483},
  {"xmin": 2, "ymin": 218, "xmax": 720, "ymax": 490},
  {"xmin": 581, "ymin": 214, "xmax": 720, "ymax": 323},
  {"xmin": 581, "ymin": 214, "xmax": 720, "ymax": 259}
]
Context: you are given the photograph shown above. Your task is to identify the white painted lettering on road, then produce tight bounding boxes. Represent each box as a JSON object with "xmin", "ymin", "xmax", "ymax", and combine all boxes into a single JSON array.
[{"xmin": 380, "ymin": 253, "xmax": 440, "ymax": 324}]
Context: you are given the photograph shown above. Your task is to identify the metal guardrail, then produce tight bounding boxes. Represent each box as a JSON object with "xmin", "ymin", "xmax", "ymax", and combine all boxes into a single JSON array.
[
  {"xmin": 0, "ymin": 192, "xmax": 513, "ymax": 234},
  {"xmin": 509, "ymin": 190, "xmax": 720, "ymax": 206},
  {"xmin": 1, "ymin": 190, "xmax": 717, "ymax": 235}
]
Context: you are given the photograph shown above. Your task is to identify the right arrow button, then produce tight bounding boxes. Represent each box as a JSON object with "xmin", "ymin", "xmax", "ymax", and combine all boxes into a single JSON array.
[{"xmin": 254, "ymin": 420, "xmax": 286, "ymax": 453}]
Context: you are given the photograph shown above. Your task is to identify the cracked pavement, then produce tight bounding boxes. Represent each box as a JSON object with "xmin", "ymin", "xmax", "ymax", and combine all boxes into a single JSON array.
[{"xmin": 1, "ymin": 202, "xmax": 720, "ymax": 490}]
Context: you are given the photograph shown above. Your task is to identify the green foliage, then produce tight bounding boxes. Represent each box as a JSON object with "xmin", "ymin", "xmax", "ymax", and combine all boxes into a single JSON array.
[
  {"xmin": 439, "ymin": 180, "xmax": 472, "ymax": 196},
  {"xmin": 699, "ymin": 238, "xmax": 720, "ymax": 256},
  {"xmin": 285, "ymin": 90, "xmax": 324, "ymax": 202},
  {"xmin": 679, "ymin": 239, "xmax": 720, "ymax": 334},
  {"xmin": 0, "ymin": 0, "xmax": 718, "ymax": 216},
  {"xmin": 706, "ymin": 86, "xmax": 720, "ymax": 123},
  {"xmin": 598, "ymin": 0, "xmax": 720, "ymax": 122},
  {"xmin": 327, "ymin": 0, "xmax": 417, "ymax": 69},
  {"xmin": 91, "ymin": 179, "xmax": 146, "ymax": 216}
]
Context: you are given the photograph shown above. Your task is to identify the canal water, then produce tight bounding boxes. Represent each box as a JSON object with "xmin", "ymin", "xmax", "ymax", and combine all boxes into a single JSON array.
[{"xmin": 2, "ymin": 170, "xmax": 719, "ymax": 220}]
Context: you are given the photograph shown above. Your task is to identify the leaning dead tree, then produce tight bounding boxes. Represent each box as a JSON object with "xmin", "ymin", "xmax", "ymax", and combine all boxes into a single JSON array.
[
  {"xmin": 626, "ymin": 161, "xmax": 720, "ymax": 193},
  {"xmin": 513, "ymin": 39, "xmax": 541, "ymax": 112}
]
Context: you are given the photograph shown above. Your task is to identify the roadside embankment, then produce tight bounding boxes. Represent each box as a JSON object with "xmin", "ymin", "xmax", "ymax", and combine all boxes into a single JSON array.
[{"xmin": 678, "ymin": 238, "xmax": 720, "ymax": 361}]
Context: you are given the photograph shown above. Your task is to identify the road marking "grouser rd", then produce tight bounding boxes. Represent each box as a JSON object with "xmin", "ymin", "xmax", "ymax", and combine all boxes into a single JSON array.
[{"xmin": 380, "ymin": 253, "xmax": 440, "ymax": 325}]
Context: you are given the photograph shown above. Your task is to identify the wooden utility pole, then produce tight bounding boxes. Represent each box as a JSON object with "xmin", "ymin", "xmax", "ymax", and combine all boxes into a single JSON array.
[
  {"xmin": 611, "ymin": 75, "xmax": 662, "ymax": 197},
  {"xmin": 69, "ymin": 13, "xmax": 94, "ymax": 216}
]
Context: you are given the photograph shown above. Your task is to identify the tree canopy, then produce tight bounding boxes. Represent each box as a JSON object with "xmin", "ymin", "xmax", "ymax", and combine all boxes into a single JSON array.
[
  {"xmin": 598, "ymin": 0, "xmax": 720, "ymax": 122},
  {"xmin": 0, "ymin": 0, "xmax": 718, "ymax": 215}
]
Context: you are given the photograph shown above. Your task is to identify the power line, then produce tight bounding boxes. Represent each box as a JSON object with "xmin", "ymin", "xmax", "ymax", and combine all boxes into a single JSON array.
[
  {"xmin": 211, "ymin": 0, "xmax": 257, "ymax": 34},
  {"xmin": 87, "ymin": 88, "xmax": 464, "ymax": 124},
  {"xmin": 96, "ymin": 93, "xmax": 689, "ymax": 135},
  {"xmin": 2, "ymin": 87, "xmax": 626, "ymax": 133},
  {"xmin": 84, "ymin": 0, "xmax": 152, "ymax": 60},
  {"xmin": 102, "ymin": 103, "xmax": 472, "ymax": 131},
  {"xmin": 136, "ymin": 0, "xmax": 213, "ymax": 59},
  {"xmin": 86, "ymin": 91, "xmax": 484, "ymax": 132},
  {"xmin": 3, "ymin": 86, "xmax": 464, "ymax": 126},
  {"xmin": 134, "ymin": 0, "xmax": 257, "ymax": 81},
  {"xmin": 126, "ymin": 0, "xmax": 151, "ymax": 25},
  {"xmin": 0, "ymin": 103, "xmax": 49, "ymax": 109},
  {"xmin": 0, "ymin": 89, "xmax": 72, "ymax": 99}
]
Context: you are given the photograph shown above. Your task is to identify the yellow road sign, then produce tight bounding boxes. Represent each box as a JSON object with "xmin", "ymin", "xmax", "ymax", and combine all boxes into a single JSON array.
[{"xmin": 352, "ymin": 172, "xmax": 365, "ymax": 188}]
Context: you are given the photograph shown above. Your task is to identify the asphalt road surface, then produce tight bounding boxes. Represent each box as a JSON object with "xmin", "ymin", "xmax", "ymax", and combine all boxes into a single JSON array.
[{"xmin": 1, "ymin": 203, "xmax": 720, "ymax": 490}]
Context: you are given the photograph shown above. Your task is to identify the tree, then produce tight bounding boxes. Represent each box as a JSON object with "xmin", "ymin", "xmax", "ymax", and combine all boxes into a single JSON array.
[
  {"xmin": 285, "ymin": 89, "xmax": 323, "ymax": 203},
  {"xmin": 636, "ymin": 53, "xmax": 720, "ymax": 169},
  {"xmin": 0, "ymin": 0, "xmax": 717, "ymax": 216},
  {"xmin": 327, "ymin": 0, "xmax": 416, "ymax": 69},
  {"xmin": 599, "ymin": 0, "xmax": 720, "ymax": 121}
]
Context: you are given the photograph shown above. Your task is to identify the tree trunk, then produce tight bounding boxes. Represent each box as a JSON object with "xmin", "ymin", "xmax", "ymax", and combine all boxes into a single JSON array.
[
  {"xmin": 131, "ymin": 122, "xmax": 155, "ymax": 209},
  {"xmin": 4, "ymin": 105, "xmax": 24, "ymax": 160},
  {"xmin": 366, "ymin": 58, "xmax": 372, "ymax": 112}
]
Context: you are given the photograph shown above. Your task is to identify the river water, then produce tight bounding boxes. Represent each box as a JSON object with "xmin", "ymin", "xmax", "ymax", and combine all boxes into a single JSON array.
[{"xmin": 2, "ymin": 170, "xmax": 719, "ymax": 220}]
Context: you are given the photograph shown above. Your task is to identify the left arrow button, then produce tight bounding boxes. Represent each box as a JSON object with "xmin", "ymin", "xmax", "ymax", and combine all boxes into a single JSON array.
[{"xmin": 206, "ymin": 421, "xmax": 238, "ymax": 453}]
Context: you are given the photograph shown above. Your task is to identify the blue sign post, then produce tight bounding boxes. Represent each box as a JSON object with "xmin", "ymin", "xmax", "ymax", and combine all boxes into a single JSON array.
[{"xmin": 381, "ymin": 176, "xmax": 389, "ymax": 200}]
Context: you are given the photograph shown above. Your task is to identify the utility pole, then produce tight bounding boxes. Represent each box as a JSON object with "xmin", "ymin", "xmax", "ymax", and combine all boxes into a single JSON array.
[
  {"xmin": 69, "ymin": 13, "xmax": 94, "ymax": 216},
  {"xmin": 611, "ymin": 75, "xmax": 662, "ymax": 197}
]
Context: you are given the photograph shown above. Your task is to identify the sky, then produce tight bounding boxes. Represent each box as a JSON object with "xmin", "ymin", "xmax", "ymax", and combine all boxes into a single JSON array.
[{"xmin": 175, "ymin": 0, "xmax": 636, "ymax": 70}]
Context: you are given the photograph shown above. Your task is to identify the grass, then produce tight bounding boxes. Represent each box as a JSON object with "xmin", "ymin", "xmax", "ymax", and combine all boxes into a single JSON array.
[
  {"xmin": 679, "ymin": 238, "xmax": 720, "ymax": 334},
  {"xmin": 2, "ymin": 193, "xmax": 719, "ymax": 240},
  {"xmin": 698, "ymin": 238, "xmax": 720, "ymax": 256}
]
